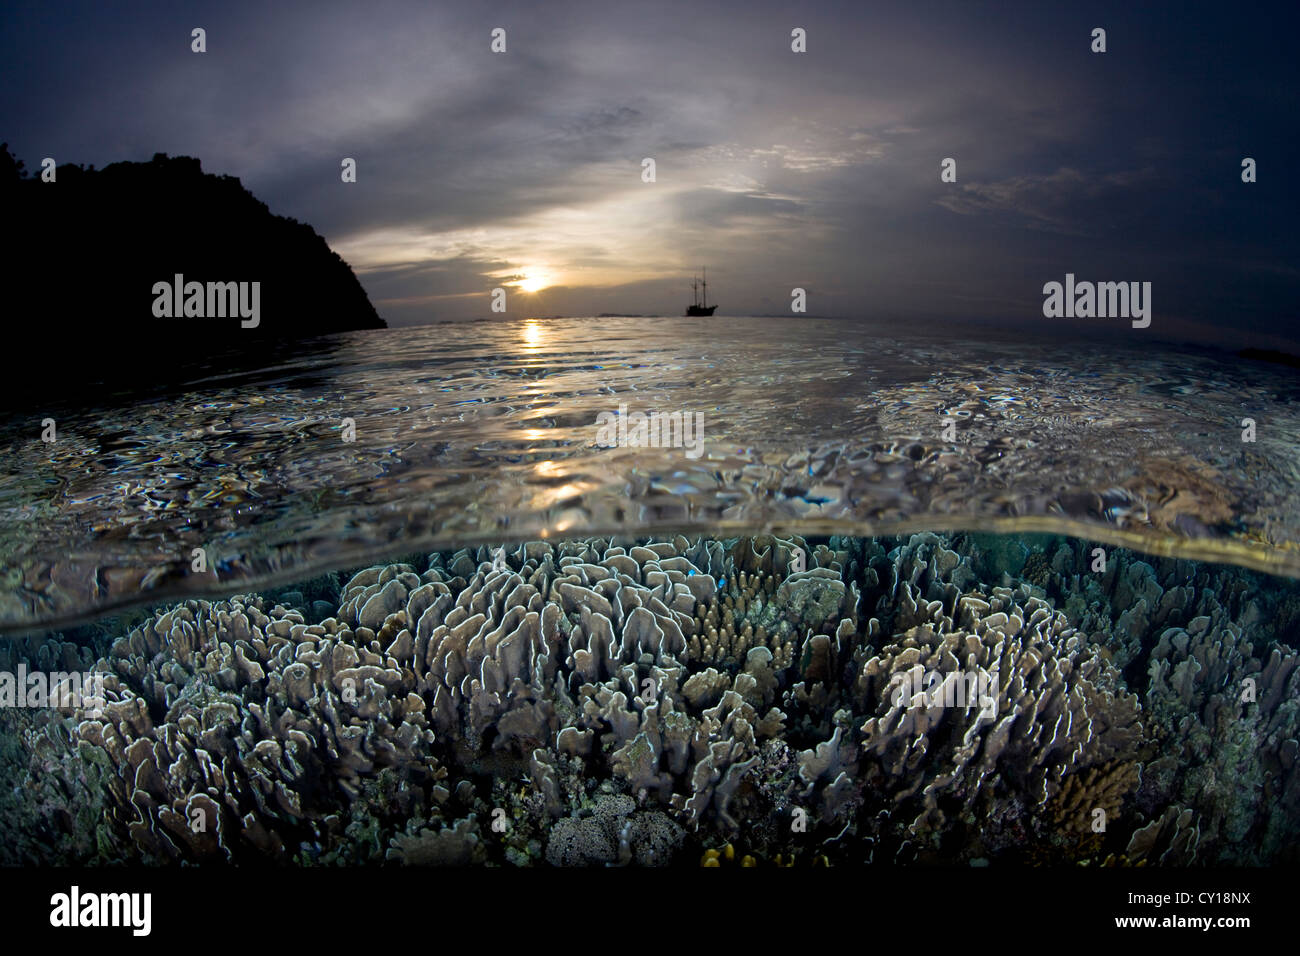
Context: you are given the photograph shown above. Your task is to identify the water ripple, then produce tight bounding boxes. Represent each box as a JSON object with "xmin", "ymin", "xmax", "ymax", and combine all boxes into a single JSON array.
[{"xmin": 0, "ymin": 316, "xmax": 1296, "ymax": 630}]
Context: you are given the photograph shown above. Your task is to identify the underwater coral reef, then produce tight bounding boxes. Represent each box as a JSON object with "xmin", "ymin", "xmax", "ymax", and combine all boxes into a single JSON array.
[{"xmin": 1, "ymin": 532, "xmax": 1296, "ymax": 866}]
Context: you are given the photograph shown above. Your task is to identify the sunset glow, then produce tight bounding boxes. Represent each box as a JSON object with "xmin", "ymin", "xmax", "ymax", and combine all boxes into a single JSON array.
[{"xmin": 516, "ymin": 273, "xmax": 551, "ymax": 293}]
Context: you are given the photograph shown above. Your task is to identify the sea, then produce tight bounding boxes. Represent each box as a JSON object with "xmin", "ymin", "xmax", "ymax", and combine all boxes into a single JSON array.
[{"xmin": 1, "ymin": 315, "xmax": 1297, "ymax": 867}]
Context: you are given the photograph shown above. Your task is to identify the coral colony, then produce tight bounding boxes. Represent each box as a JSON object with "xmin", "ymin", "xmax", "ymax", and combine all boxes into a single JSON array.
[{"xmin": 3, "ymin": 533, "xmax": 1295, "ymax": 866}]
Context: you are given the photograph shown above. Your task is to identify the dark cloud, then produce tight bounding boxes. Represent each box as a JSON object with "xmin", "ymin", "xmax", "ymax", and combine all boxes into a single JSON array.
[{"xmin": 2, "ymin": 0, "xmax": 1295, "ymax": 345}]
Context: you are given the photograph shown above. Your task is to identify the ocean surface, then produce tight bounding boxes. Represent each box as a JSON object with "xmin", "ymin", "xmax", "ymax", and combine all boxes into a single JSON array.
[
  {"xmin": 1, "ymin": 316, "xmax": 1297, "ymax": 867},
  {"xmin": 1, "ymin": 315, "xmax": 1297, "ymax": 631}
]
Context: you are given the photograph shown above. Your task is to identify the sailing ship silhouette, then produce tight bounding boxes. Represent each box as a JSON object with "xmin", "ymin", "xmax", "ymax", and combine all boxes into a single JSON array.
[{"xmin": 685, "ymin": 267, "xmax": 717, "ymax": 316}]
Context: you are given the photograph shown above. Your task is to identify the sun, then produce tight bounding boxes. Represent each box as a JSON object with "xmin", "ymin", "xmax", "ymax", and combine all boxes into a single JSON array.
[{"xmin": 516, "ymin": 272, "xmax": 550, "ymax": 293}]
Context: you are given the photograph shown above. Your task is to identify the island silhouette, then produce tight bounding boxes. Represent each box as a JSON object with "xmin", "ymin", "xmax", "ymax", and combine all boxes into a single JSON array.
[{"xmin": 2, "ymin": 144, "xmax": 384, "ymax": 403}]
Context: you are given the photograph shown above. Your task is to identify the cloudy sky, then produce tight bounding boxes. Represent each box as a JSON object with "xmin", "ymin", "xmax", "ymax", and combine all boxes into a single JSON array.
[{"xmin": 2, "ymin": 0, "xmax": 1296, "ymax": 346}]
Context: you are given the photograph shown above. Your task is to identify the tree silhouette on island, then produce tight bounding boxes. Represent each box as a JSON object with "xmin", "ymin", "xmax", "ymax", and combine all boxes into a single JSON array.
[{"xmin": 2, "ymin": 143, "xmax": 384, "ymax": 402}]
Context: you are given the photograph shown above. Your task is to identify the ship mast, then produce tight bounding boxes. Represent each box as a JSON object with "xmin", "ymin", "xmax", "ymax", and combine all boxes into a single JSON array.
[
  {"xmin": 692, "ymin": 275, "xmax": 699, "ymax": 307},
  {"xmin": 702, "ymin": 267, "xmax": 708, "ymax": 308}
]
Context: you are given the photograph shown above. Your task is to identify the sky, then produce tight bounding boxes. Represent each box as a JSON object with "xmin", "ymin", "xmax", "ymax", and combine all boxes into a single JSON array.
[{"xmin": 2, "ymin": 0, "xmax": 1296, "ymax": 347}]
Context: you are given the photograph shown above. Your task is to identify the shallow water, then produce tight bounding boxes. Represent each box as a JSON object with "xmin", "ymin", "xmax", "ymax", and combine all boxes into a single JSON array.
[
  {"xmin": 3, "ymin": 318, "xmax": 1299, "ymax": 866},
  {"xmin": 1, "ymin": 315, "xmax": 1297, "ymax": 631},
  {"xmin": 2, "ymin": 531, "xmax": 1297, "ymax": 867}
]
